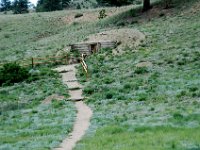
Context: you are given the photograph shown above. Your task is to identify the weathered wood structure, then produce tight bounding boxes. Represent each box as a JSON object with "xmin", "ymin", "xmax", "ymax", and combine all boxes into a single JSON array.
[{"xmin": 70, "ymin": 41, "xmax": 116, "ymax": 55}]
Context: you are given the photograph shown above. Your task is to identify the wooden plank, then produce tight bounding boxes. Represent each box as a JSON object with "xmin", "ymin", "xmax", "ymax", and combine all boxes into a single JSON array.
[{"xmin": 72, "ymin": 47, "xmax": 89, "ymax": 50}]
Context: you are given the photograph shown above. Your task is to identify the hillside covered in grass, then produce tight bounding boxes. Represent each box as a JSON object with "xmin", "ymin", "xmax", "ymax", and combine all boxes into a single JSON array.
[
  {"xmin": 0, "ymin": 0, "xmax": 200, "ymax": 149},
  {"xmin": 0, "ymin": 5, "xmax": 133, "ymax": 63},
  {"xmin": 75, "ymin": 0, "xmax": 200, "ymax": 149},
  {"xmin": 0, "ymin": 65, "xmax": 76, "ymax": 149},
  {"xmin": 0, "ymin": 3, "xmax": 137, "ymax": 150}
]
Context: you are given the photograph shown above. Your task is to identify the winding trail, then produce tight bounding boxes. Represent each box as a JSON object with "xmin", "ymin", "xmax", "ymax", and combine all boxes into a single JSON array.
[{"xmin": 54, "ymin": 64, "xmax": 92, "ymax": 150}]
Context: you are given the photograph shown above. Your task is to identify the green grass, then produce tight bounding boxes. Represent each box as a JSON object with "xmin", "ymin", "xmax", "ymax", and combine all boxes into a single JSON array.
[
  {"xmin": 0, "ymin": 101, "xmax": 76, "ymax": 150},
  {"xmin": 75, "ymin": 126, "xmax": 200, "ymax": 150},
  {"xmin": 0, "ymin": 66, "xmax": 69, "ymax": 111},
  {"xmin": 0, "ymin": 10, "xmax": 99, "ymax": 63},
  {"xmin": 0, "ymin": 3, "xmax": 137, "ymax": 150},
  {"xmin": 1, "ymin": 0, "xmax": 200, "ymax": 149},
  {"xmin": 0, "ymin": 66, "xmax": 76, "ymax": 150},
  {"xmin": 75, "ymin": 0, "xmax": 200, "ymax": 149}
]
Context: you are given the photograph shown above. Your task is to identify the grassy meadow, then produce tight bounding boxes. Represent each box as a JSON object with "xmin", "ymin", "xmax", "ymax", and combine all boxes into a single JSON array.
[{"xmin": 0, "ymin": 0, "xmax": 200, "ymax": 149}]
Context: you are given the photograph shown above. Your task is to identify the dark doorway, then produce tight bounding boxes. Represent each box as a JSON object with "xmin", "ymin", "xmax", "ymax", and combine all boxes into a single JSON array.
[{"xmin": 91, "ymin": 44, "xmax": 98, "ymax": 53}]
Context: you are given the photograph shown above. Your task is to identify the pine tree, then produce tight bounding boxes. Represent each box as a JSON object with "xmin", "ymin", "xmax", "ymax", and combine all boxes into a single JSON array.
[
  {"xmin": 142, "ymin": 0, "xmax": 151, "ymax": 11},
  {"xmin": 96, "ymin": 0, "xmax": 132, "ymax": 6},
  {"xmin": 12, "ymin": 0, "xmax": 29, "ymax": 14},
  {"xmin": 36, "ymin": 0, "xmax": 70, "ymax": 12},
  {"xmin": 0, "ymin": 0, "xmax": 11, "ymax": 12}
]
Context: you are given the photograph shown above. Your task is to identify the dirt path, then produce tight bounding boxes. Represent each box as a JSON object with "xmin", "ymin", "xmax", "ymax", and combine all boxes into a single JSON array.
[{"xmin": 54, "ymin": 64, "xmax": 92, "ymax": 150}]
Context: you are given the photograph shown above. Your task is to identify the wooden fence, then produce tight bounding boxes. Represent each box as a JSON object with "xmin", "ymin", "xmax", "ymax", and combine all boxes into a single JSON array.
[
  {"xmin": 0, "ymin": 53, "xmax": 90, "ymax": 78},
  {"xmin": 0, "ymin": 54, "xmax": 69, "ymax": 68},
  {"xmin": 81, "ymin": 53, "xmax": 89, "ymax": 79}
]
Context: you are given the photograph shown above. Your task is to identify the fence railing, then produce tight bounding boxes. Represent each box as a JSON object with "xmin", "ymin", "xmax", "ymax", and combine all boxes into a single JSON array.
[
  {"xmin": 81, "ymin": 53, "xmax": 88, "ymax": 79},
  {"xmin": 0, "ymin": 54, "xmax": 69, "ymax": 68}
]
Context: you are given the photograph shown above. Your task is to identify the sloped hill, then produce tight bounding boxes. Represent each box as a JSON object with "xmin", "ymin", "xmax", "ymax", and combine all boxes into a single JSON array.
[
  {"xmin": 0, "ymin": 0, "xmax": 200, "ymax": 149},
  {"xmin": 74, "ymin": 0, "xmax": 200, "ymax": 149},
  {"xmin": 0, "ymin": 5, "xmax": 132, "ymax": 63}
]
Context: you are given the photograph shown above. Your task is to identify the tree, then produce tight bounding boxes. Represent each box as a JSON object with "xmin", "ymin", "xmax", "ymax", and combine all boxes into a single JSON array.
[
  {"xmin": 0, "ymin": 0, "xmax": 11, "ymax": 12},
  {"xmin": 12, "ymin": 0, "xmax": 29, "ymax": 14},
  {"xmin": 62, "ymin": 0, "xmax": 70, "ymax": 8},
  {"xmin": 165, "ymin": 0, "xmax": 172, "ymax": 9},
  {"xmin": 36, "ymin": 0, "xmax": 70, "ymax": 12},
  {"xmin": 142, "ymin": 0, "xmax": 151, "ymax": 12},
  {"xmin": 97, "ymin": 0, "xmax": 132, "ymax": 6}
]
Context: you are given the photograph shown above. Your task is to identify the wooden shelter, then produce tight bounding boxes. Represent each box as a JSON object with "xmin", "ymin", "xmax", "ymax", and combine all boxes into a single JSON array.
[{"xmin": 70, "ymin": 41, "xmax": 116, "ymax": 55}]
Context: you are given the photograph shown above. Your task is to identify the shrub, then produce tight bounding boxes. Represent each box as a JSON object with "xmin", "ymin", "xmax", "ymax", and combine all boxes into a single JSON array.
[
  {"xmin": 124, "ymin": 83, "xmax": 131, "ymax": 89},
  {"xmin": 189, "ymin": 86, "xmax": 198, "ymax": 92},
  {"xmin": 173, "ymin": 113, "xmax": 183, "ymax": 120},
  {"xmin": 103, "ymin": 77, "xmax": 114, "ymax": 84},
  {"xmin": 74, "ymin": 13, "xmax": 83, "ymax": 18},
  {"xmin": 76, "ymin": 4, "xmax": 81, "ymax": 9},
  {"xmin": 4, "ymin": 34, "xmax": 10, "ymax": 38},
  {"xmin": 72, "ymin": 22, "xmax": 79, "ymax": 26},
  {"xmin": 98, "ymin": 9, "xmax": 107, "ymax": 19},
  {"xmin": 137, "ymin": 93, "xmax": 147, "ymax": 101},
  {"xmin": 106, "ymin": 92, "xmax": 113, "ymax": 99},
  {"xmin": 84, "ymin": 86, "xmax": 94, "ymax": 95},
  {"xmin": 159, "ymin": 12, "xmax": 165, "ymax": 17},
  {"xmin": 134, "ymin": 67, "xmax": 149, "ymax": 74},
  {"xmin": 0, "ymin": 63, "xmax": 29, "ymax": 86},
  {"xmin": 129, "ymin": 9, "xmax": 136, "ymax": 17}
]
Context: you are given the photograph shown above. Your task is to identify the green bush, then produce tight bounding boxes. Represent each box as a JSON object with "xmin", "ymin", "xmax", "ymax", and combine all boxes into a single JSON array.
[
  {"xmin": 103, "ymin": 77, "xmax": 114, "ymax": 84},
  {"xmin": 106, "ymin": 92, "xmax": 113, "ymax": 99},
  {"xmin": 134, "ymin": 67, "xmax": 149, "ymax": 74},
  {"xmin": 76, "ymin": 4, "xmax": 81, "ymax": 9},
  {"xmin": 124, "ymin": 83, "xmax": 131, "ymax": 89},
  {"xmin": 105, "ymin": 90, "xmax": 116, "ymax": 99},
  {"xmin": 84, "ymin": 86, "xmax": 94, "ymax": 95},
  {"xmin": 98, "ymin": 9, "xmax": 107, "ymax": 19},
  {"xmin": 0, "ymin": 63, "xmax": 29, "ymax": 86}
]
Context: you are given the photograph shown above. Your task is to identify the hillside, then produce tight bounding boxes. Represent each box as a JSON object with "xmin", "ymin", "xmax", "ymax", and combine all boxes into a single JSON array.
[
  {"xmin": 75, "ymin": 0, "xmax": 200, "ymax": 149},
  {"xmin": 0, "ymin": 5, "xmax": 132, "ymax": 63},
  {"xmin": 0, "ymin": 0, "xmax": 200, "ymax": 149}
]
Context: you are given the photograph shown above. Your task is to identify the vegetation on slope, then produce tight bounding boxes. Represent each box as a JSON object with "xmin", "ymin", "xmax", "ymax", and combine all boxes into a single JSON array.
[
  {"xmin": 0, "ymin": 4, "xmax": 135, "ymax": 150},
  {"xmin": 75, "ymin": 0, "xmax": 200, "ymax": 149},
  {"xmin": 0, "ymin": 7, "xmax": 129, "ymax": 63},
  {"xmin": 0, "ymin": 66, "xmax": 76, "ymax": 149},
  {"xmin": 0, "ymin": 0, "xmax": 199, "ymax": 149},
  {"xmin": 0, "ymin": 0, "xmax": 159, "ymax": 64}
]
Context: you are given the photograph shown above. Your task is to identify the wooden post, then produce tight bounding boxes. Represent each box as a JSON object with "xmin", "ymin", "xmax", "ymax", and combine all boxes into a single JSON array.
[
  {"xmin": 31, "ymin": 57, "xmax": 34, "ymax": 68},
  {"xmin": 86, "ymin": 70, "xmax": 88, "ymax": 80},
  {"xmin": 65, "ymin": 54, "xmax": 68, "ymax": 65}
]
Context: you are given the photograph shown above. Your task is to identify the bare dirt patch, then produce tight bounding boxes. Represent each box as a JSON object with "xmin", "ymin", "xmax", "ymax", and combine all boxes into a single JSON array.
[
  {"xmin": 43, "ymin": 94, "xmax": 65, "ymax": 104},
  {"xmin": 136, "ymin": 61, "xmax": 153, "ymax": 67},
  {"xmin": 62, "ymin": 6, "xmax": 133, "ymax": 25},
  {"xmin": 84, "ymin": 28, "xmax": 145, "ymax": 54}
]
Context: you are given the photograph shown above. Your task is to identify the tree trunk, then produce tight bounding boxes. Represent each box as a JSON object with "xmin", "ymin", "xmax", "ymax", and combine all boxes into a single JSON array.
[{"xmin": 143, "ymin": 0, "xmax": 151, "ymax": 12}]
